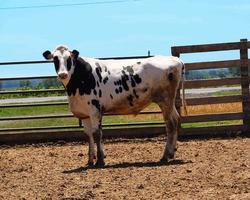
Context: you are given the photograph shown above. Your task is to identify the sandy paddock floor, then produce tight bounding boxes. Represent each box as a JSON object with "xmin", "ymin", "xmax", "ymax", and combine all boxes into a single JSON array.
[{"xmin": 0, "ymin": 137, "xmax": 249, "ymax": 200}]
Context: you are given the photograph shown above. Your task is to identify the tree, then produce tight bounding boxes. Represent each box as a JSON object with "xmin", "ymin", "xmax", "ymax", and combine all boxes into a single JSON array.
[
  {"xmin": 228, "ymin": 67, "xmax": 240, "ymax": 77},
  {"xmin": 19, "ymin": 80, "xmax": 31, "ymax": 88},
  {"xmin": 38, "ymin": 78, "xmax": 62, "ymax": 89}
]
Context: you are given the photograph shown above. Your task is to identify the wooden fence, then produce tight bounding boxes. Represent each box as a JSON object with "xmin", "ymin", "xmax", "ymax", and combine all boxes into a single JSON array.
[
  {"xmin": 173, "ymin": 38, "xmax": 250, "ymax": 137},
  {"xmin": 0, "ymin": 39, "xmax": 249, "ymax": 144}
]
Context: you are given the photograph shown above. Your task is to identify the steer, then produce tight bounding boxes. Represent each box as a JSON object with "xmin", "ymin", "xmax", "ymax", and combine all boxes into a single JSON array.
[{"xmin": 43, "ymin": 45, "xmax": 185, "ymax": 167}]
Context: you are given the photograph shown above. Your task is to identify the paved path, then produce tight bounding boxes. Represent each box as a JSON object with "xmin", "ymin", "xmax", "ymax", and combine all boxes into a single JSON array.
[{"xmin": 185, "ymin": 86, "xmax": 240, "ymax": 94}]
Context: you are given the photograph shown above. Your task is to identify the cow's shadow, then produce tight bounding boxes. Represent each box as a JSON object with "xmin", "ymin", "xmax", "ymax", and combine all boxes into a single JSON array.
[{"xmin": 62, "ymin": 159, "xmax": 192, "ymax": 174}]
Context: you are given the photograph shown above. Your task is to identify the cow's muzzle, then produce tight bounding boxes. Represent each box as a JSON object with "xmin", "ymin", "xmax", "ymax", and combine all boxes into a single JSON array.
[{"xmin": 58, "ymin": 72, "xmax": 68, "ymax": 80}]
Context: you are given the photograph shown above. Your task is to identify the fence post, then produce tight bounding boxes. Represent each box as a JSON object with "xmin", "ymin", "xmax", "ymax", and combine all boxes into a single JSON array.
[
  {"xmin": 78, "ymin": 119, "xmax": 83, "ymax": 128},
  {"xmin": 240, "ymin": 38, "xmax": 250, "ymax": 136}
]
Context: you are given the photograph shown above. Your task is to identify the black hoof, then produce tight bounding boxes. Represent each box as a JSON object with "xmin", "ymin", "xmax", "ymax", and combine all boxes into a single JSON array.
[
  {"xmin": 87, "ymin": 161, "xmax": 94, "ymax": 167},
  {"xmin": 95, "ymin": 160, "xmax": 105, "ymax": 167},
  {"xmin": 168, "ymin": 154, "xmax": 174, "ymax": 159},
  {"xmin": 160, "ymin": 157, "xmax": 169, "ymax": 164}
]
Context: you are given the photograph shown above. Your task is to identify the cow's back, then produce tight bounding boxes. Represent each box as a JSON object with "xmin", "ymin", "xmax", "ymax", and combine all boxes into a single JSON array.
[{"xmin": 89, "ymin": 55, "xmax": 183, "ymax": 115}]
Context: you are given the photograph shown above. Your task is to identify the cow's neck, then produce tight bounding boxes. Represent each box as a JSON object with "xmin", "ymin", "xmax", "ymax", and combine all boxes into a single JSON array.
[{"xmin": 66, "ymin": 58, "xmax": 96, "ymax": 96}]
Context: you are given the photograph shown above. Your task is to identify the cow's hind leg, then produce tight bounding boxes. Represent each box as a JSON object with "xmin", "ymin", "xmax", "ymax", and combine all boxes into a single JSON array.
[
  {"xmin": 158, "ymin": 103, "xmax": 180, "ymax": 162},
  {"xmin": 82, "ymin": 118, "xmax": 96, "ymax": 166}
]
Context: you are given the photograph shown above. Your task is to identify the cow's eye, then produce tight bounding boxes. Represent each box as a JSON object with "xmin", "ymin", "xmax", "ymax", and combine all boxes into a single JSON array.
[
  {"xmin": 53, "ymin": 56, "xmax": 60, "ymax": 72},
  {"xmin": 67, "ymin": 57, "xmax": 72, "ymax": 71}
]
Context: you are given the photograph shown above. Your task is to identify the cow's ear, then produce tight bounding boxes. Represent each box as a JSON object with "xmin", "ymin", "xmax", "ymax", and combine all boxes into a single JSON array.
[
  {"xmin": 43, "ymin": 50, "xmax": 53, "ymax": 60},
  {"xmin": 71, "ymin": 50, "xmax": 79, "ymax": 59}
]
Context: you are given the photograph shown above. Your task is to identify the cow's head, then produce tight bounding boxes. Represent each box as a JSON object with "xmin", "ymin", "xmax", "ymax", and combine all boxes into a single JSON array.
[{"xmin": 42, "ymin": 45, "xmax": 79, "ymax": 86}]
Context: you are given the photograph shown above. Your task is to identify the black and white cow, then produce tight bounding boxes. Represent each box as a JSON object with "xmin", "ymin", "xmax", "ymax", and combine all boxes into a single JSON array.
[{"xmin": 43, "ymin": 45, "xmax": 185, "ymax": 167}]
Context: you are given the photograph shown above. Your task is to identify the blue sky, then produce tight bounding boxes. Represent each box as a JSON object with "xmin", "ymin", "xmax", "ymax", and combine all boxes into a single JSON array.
[{"xmin": 0, "ymin": 0, "xmax": 250, "ymax": 78}]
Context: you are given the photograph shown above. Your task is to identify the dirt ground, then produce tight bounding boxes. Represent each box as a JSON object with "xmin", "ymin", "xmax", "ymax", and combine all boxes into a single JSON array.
[{"xmin": 0, "ymin": 137, "xmax": 249, "ymax": 200}]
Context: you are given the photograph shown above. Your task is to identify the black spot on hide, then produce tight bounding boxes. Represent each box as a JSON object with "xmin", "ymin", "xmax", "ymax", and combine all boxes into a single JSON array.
[
  {"xmin": 121, "ymin": 74, "xmax": 129, "ymax": 91},
  {"xmin": 115, "ymin": 88, "xmax": 119, "ymax": 94},
  {"xmin": 168, "ymin": 72, "xmax": 174, "ymax": 81},
  {"xmin": 95, "ymin": 63, "xmax": 103, "ymax": 83},
  {"xmin": 119, "ymin": 66, "xmax": 142, "ymax": 90},
  {"xmin": 121, "ymin": 70, "xmax": 129, "ymax": 78},
  {"xmin": 133, "ymin": 74, "xmax": 142, "ymax": 84},
  {"xmin": 119, "ymin": 87, "xmax": 122, "ymax": 93},
  {"xmin": 118, "ymin": 70, "xmax": 129, "ymax": 91},
  {"xmin": 123, "ymin": 66, "xmax": 134, "ymax": 75},
  {"xmin": 91, "ymin": 99, "xmax": 101, "ymax": 112},
  {"xmin": 131, "ymin": 78, "xmax": 136, "ymax": 87},
  {"xmin": 115, "ymin": 80, "xmax": 121, "ymax": 85},
  {"xmin": 66, "ymin": 57, "xmax": 72, "ymax": 71},
  {"xmin": 99, "ymin": 89, "xmax": 102, "ymax": 98},
  {"xmin": 53, "ymin": 56, "xmax": 60, "ymax": 72},
  {"xmin": 97, "ymin": 81, "xmax": 100, "ymax": 87},
  {"xmin": 93, "ymin": 89, "xmax": 97, "ymax": 96},
  {"xmin": 129, "ymin": 74, "xmax": 142, "ymax": 87},
  {"xmin": 103, "ymin": 77, "xmax": 109, "ymax": 84},
  {"xmin": 66, "ymin": 57, "xmax": 96, "ymax": 96},
  {"xmin": 133, "ymin": 89, "xmax": 139, "ymax": 99},
  {"xmin": 110, "ymin": 94, "xmax": 113, "ymax": 99},
  {"xmin": 127, "ymin": 95, "xmax": 134, "ymax": 106}
]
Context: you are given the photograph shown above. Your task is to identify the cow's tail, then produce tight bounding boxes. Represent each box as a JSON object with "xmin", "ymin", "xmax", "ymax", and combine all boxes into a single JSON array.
[{"xmin": 180, "ymin": 61, "xmax": 187, "ymax": 115}]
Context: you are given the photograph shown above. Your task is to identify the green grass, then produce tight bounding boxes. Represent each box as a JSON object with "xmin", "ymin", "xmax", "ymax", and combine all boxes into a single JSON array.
[
  {"xmin": 0, "ymin": 118, "xmax": 78, "ymax": 129},
  {"xmin": 0, "ymin": 104, "xmax": 69, "ymax": 117},
  {"xmin": 0, "ymin": 92, "xmax": 65, "ymax": 100}
]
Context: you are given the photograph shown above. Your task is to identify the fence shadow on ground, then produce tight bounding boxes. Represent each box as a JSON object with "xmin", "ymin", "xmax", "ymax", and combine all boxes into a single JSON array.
[{"xmin": 62, "ymin": 159, "xmax": 193, "ymax": 173}]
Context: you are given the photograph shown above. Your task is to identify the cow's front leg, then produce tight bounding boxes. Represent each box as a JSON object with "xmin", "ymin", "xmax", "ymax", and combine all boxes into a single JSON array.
[
  {"xmin": 82, "ymin": 118, "xmax": 96, "ymax": 166},
  {"xmin": 94, "ymin": 128, "xmax": 105, "ymax": 167},
  {"xmin": 91, "ymin": 116, "xmax": 105, "ymax": 167}
]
